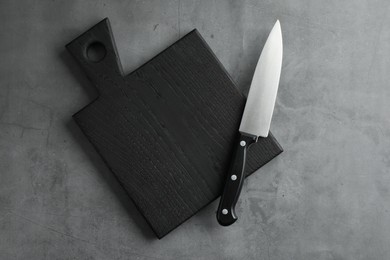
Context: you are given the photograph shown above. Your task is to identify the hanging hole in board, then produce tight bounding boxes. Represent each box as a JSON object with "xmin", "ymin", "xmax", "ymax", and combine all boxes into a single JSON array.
[{"xmin": 86, "ymin": 42, "xmax": 106, "ymax": 63}]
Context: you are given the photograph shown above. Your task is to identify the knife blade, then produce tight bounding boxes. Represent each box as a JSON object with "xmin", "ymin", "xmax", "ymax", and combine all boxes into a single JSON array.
[{"xmin": 217, "ymin": 20, "xmax": 283, "ymax": 226}]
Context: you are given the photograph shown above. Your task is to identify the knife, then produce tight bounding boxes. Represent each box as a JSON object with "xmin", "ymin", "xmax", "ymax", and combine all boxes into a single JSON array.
[{"xmin": 217, "ymin": 20, "xmax": 283, "ymax": 226}]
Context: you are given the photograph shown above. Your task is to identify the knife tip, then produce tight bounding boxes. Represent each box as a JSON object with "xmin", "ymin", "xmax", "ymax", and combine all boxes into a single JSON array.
[
  {"xmin": 274, "ymin": 19, "xmax": 281, "ymax": 29},
  {"xmin": 272, "ymin": 20, "xmax": 282, "ymax": 42}
]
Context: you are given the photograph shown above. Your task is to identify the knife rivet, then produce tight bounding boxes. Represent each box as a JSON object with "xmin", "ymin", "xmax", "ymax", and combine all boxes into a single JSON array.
[
  {"xmin": 222, "ymin": 209, "xmax": 228, "ymax": 215},
  {"xmin": 240, "ymin": 140, "xmax": 246, "ymax": 147},
  {"xmin": 231, "ymin": 175, "xmax": 237, "ymax": 181}
]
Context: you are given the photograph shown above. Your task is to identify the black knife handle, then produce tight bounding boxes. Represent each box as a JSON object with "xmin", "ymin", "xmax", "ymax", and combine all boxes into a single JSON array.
[{"xmin": 217, "ymin": 133, "xmax": 257, "ymax": 226}]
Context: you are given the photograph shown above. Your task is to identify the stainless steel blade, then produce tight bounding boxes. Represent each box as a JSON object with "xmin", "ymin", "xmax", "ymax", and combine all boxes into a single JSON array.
[{"xmin": 239, "ymin": 20, "xmax": 283, "ymax": 138}]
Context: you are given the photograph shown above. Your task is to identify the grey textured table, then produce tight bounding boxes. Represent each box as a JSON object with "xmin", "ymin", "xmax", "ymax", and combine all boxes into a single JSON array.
[{"xmin": 1, "ymin": 1, "xmax": 390, "ymax": 259}]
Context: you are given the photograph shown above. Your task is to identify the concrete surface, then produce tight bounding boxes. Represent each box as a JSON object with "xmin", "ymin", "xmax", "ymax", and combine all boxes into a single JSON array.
[{"xmin": 1, "ymin": 0, "xmax": 390, "ymax": 259}]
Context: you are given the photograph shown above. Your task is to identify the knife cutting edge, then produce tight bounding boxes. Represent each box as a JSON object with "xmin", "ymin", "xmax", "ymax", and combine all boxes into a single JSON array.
[{"xmin": 217, "ymin": 20, "xmax": 283, "ymax": 226}]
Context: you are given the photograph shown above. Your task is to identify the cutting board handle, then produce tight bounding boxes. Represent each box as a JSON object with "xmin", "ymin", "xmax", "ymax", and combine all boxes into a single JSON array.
[{"xmin": 66, "ymin": 18, "xmax": 123, "ymax": 95}]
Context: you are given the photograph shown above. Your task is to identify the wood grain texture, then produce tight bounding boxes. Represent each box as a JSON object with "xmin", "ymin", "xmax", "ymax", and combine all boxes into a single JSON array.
[{"xmin": 66, "ymin": 18, "xmax": 283, "ymax": 238}]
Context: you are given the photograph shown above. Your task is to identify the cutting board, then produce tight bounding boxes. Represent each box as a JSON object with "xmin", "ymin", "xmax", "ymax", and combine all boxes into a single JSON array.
[{"xmin": 66, "ymin": 18, "xmax": 283, "ymax": 238}]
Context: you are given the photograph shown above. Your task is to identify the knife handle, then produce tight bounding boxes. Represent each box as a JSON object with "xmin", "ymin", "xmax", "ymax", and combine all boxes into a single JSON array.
[{"xmin": 217, "ymin": 133, "xmax": 257, "ymax": 226}]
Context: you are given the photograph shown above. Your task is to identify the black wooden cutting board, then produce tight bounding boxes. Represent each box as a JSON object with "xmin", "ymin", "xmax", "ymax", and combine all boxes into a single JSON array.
[{"xmin": 66, "ymin": 18, "xmax": 283, "ymax": 238}]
